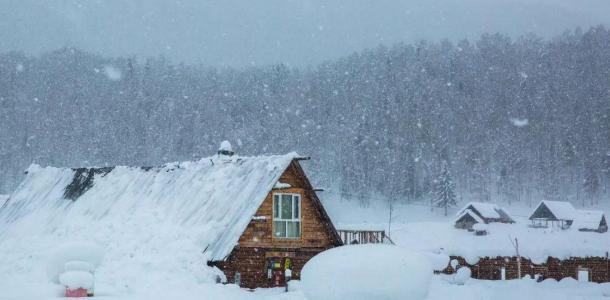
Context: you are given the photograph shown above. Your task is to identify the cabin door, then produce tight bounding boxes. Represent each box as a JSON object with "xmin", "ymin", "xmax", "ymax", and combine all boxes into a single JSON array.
[
  {"xmin": 577, "ymin": 268, "xmax": 589, "ymax": 282},
  {"xmin": 266, "ymin": 257, "xmax": 293, "ymax": 287}
]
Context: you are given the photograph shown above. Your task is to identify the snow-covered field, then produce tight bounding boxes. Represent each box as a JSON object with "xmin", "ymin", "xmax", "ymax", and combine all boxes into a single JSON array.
[{"xmin": 1, "ymin": 196, "xmax": 609, "ymax": 299}]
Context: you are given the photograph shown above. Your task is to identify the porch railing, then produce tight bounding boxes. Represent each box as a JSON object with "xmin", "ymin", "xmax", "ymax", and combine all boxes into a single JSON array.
[{"xmin": 337, "ymin": 229, "xmax": 395, "ymax": 245}]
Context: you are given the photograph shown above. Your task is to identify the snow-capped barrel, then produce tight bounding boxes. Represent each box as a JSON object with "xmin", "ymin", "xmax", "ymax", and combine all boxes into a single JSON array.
[{"xmin": 217, "ymin": 140, "xmax": 234, "ymax": 156}]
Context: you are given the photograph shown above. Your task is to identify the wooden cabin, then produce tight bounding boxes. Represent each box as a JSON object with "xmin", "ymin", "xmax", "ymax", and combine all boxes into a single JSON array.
[
  {"xmin": 1, "ymin": 141, "xmax": 342, "ymax": 290},
  {"xmin": 529, "ymin": 200, "xmax": 576, "ymax": 229},
  {"xmin": 207, "ymin": 149, "xmax": 342, "ymax": 289}
]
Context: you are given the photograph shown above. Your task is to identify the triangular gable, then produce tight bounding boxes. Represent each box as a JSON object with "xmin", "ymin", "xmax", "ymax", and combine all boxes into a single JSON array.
[
  {"xmin": 455, "ymin": 209, "xmax": 484, "ymax": 224},
  {"xmin": 284, "ymin": 160, "xmax": 342, "ymax": 247},
  {"xmin": 529, "ymin": 201, "xmax": 559, "ymax": 221}
]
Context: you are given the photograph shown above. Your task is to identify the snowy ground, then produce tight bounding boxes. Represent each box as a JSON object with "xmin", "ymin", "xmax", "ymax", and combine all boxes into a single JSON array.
[
  {"xmin": 4, "ymin": 273, "xmax": 610, "ymax": 300},
  {"xmin": 1, "ymin": 197, "xmax": 609, "ymax": 299}
]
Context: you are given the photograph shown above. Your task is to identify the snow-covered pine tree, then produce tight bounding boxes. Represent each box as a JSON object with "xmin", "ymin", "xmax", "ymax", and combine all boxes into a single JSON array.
[
  {"xmin": 434, "ymin": 161, "xmax": 458, "ymax": 216},
  {"xmin": 583, "ymin": 160, "xmax": 600, "ymax": 206}
]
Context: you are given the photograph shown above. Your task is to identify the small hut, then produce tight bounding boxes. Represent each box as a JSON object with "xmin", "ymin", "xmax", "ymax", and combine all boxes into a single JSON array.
[
  {"xmin": 573, "ymin": 210, "xmax": 608, "ymax": 233},
  {"xmin": 454, "ymin": 202, "xmax": 513, "ymax": 230},
  {"xmin": 454, "ymin": 209, "xmax": 485, "ymax": 230},
  {"xmin": 528, "ymin": 200, "xmax": 576, "ymax": 229}
]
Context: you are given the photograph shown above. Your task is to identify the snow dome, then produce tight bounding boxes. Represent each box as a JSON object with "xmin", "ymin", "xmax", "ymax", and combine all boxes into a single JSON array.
[
  {"xmin": 301, "ymin": 244, "xmax": 432, "ymax": 300},
  {"xmin": 218, "ymin": 140, "xmax": 234, "ymax": 156}
]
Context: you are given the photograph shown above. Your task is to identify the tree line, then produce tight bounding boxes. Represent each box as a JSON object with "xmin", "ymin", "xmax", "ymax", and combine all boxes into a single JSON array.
[{"xmin": 1, "ymin": 26, "xmax": 609, "ymax": 208}]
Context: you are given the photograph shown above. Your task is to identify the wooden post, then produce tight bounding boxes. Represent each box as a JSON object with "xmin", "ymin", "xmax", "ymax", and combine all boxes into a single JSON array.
[
  {"xmin": 516, "ymin": 238, "xmax": 521, "ymax": 279},
  {"xmin": 509, "ymin": 236, "xmax": 521, "ymax": 279}
]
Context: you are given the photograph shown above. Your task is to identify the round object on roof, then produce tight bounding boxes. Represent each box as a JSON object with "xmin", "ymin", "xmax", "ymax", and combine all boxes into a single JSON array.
[
  {"xmin": 218, "ymin": 140, "xmax": 235, "ymax": 156},
  {"xmin": 219, "ymin": 140, "xmax": 232, "ymax": 152},
  {"xmin": 301, "ymin": 244, "xmax": 432, "ymax": 300}
]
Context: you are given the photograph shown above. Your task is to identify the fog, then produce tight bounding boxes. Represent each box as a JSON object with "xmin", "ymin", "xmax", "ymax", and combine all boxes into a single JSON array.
[{"xmin": 2, "ymin": 0, "xmax": 610, "ymax": 66}]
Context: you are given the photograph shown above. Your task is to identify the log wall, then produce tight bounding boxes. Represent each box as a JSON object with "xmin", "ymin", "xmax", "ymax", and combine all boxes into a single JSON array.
[{"xmin": 442, "ymin": 255, "xmax": 610, "ymax": 283}]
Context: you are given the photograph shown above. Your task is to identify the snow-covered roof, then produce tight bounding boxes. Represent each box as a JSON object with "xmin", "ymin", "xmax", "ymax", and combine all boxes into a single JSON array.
[
  {"xmin": 0, "ymin": 153, "xmax": 301, "ymax": 261},
  {"xmin": 572, "ymin": 210, "xmax": 605, "ymax": 230},
  {"xmin": 454, "ymin": 209, "xmax": 484, "ymax": 224},
  {"xmin": 531, "ymin": 200, "xmax": 576, "ymax": 221},
  {"xmin": 457, "ymin": 202, "xmax": 504, "ymax": 219}
]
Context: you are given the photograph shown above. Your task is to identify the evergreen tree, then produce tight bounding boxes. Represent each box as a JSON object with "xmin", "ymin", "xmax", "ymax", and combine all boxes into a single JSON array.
[
  {"xmin": 583, "ymin": 161, "xmax": 600, "ymax": 206},
  {"xmin": 434, "ymin": 161, "xmax": 458, "ymax": 216}
]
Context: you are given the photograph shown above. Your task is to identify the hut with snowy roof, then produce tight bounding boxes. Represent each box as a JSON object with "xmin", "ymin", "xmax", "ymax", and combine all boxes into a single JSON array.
[
  {"xmin": 529, "ymin": 200, "xmax": 576, "ymax": 229},
  {"xmin": 573, "ymin": 210, "xmax": 608, "ymax": 233},
  {"xmin": 0, "ymin": 141, "xmax": 342, "ymax": 289},
  {"xmin": 454, "ymin": 202, "xmax": 513, "ymax": 229},
  {"xmin": 454, "ymin": 209, "xmax": 484, "ymax": 230}
]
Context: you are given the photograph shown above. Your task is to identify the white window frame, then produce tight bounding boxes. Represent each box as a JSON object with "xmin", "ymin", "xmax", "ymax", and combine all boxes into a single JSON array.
[{"xmin": 272, "ymin": 193, "xmax": 302, "ymax": 239}]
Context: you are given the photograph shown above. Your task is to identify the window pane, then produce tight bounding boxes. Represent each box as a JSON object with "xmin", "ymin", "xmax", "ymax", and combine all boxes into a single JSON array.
[
  {"xmin": 281, "ymin": 195, "xmax": 292, "ymax": 219},
  {"xmin": 287, "ymin": 221, "xmax": 301, "ymax": 238},
  {"xmin": 273, "ymin": 195, "xmax": 280, "ymax": 218},
  {"xmin": 293, "ymin": 196, "xmax": 300, "ymax": 219},
  {"xmin": 274, "ymin": 221, "xmax": 286, "ymax": 237}
]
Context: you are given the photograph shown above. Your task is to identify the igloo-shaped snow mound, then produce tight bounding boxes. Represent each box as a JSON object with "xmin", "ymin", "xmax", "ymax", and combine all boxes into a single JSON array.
[
  {"xmin": 301, "ymin": 244, "xmax": 432, "ymax": 300},
  {"xmin": 46, "ymin": 242, "xmax": 104, "ymax": 284}
]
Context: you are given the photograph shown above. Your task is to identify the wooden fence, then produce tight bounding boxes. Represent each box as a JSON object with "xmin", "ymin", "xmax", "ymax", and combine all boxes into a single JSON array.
[{"xmin": 337, "ymin": 229, "xmax": 394, "ymax": 245}]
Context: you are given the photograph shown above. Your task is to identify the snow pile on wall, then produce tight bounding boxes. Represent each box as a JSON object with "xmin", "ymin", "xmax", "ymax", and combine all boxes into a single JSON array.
[
  {"xmin": 301, "ymin": 244, "xmax": 432, "ymax": 300},
  {"xmin": 0, "ymin": 153, "xmax": 298, "ymax": 295},
  {"xmin": 452, "ymin": 267, "xmax": 471, "ymax": 285}
]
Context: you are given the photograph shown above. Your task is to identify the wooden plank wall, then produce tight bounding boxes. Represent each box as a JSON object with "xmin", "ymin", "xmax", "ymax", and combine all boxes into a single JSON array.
[{"xmin": 211, "ymin": 161, "xmax": 340, "ymax": 288}]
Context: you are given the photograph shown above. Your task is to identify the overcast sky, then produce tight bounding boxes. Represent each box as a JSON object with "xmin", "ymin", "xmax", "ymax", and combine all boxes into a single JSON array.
[{"xmin": 2, "ymin": 0, "xmax": 610, "ymax": 67}]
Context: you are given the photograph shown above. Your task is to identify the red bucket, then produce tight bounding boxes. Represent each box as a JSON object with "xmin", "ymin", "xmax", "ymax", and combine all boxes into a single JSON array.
[{"xmin": 65, "ymin": 287, "xmax": 88, "ymax": 297}]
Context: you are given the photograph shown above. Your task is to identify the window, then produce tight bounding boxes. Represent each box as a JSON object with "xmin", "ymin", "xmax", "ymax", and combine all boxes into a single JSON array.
[{"xmin": 273, "ymin": 193, "xmax": 301, "ymax": 238}]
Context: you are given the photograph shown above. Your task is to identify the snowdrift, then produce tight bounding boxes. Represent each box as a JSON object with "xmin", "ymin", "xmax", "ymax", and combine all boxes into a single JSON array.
[{"xmin": 301, "ymin": 244, "xmax": 432, "ymax": 300}]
